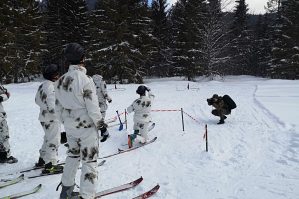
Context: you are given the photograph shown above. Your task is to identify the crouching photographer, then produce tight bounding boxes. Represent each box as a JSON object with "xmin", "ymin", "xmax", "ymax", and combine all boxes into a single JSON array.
[{"xmin": 207, "ymin": 94, "xmax": 236, "ymax": 124}]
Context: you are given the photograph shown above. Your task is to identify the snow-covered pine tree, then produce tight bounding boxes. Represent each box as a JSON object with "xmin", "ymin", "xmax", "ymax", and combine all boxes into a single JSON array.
[
  {"xmin": 229, "ymin": 0, "xmax": 253, "ymax": 75},
  {"xmin": 0, "ymin": 0, "xmax": 42, "ymax": 83},
  {"xmin": 89, "ymin": 0, "xmax": 152, "ymax": 83},
  {"xmin": 170, "ymin": 0, "xmax": 208, "ymax": 81},
  {"xmin": 265, "ymin": 0, "xmax": 281, "ymax": 13},
  {"xmin": 149, "ymin": 0, "xmax": 172, "ymax": 77},
  {"xmin": 270, "ymin": 0, "xmax": 299, "ymax": 79},
  {"xmin": 88, "ymin": 0, "xmax": 113, "ymax": 75},
  {"xmin": 250, "ymin": 14, "xmax": 272, "ymax": 77},
  {"xmin": 43, "ymin": 0, "xmax": 89, "ymax": 71},
  {"xmin": 127, "ymin": 0, "xmax": 154, "ymax": 82},
  {"xmin": 201, "ymin": 0, "xmax": 231, "ymax": 78}
]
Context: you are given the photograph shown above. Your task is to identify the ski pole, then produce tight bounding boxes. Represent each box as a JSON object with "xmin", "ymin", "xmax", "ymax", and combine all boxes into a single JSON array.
[
  {"xmin": 181, "ymin": 108, "xmax": 185, "ymax": 131},
  {"xmin": 116, "ymin": 110, "xmax": 123, "ymax": 131},
  {"xmin": 125, "ymin": 109, "xmax": 127, "ymax": 130}
]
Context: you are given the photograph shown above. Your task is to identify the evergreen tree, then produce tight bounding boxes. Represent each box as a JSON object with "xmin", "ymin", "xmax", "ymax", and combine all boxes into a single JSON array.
[
  {"xmin": 229, "ymin": 0, "xmax": 252, "ymax": 75},
  {"xmin": 0, "ymin": 0, "xmax": 42, "ymax": 83},
  {"xmin": 170, "ymin": 0, "xmax": 208, "ymax": 80},
  {"xmin": 43, "ymin": 0, "xmax": 89, "ymax": 71},
  {"xmin": 149, "ymin": 0, "xmax": 171, "ymax": 77},
  {"xmin": 89, "ymin": 0, "xmax": 152, "ymax": 83},
  {"xmin": 270, "ymin": 0, "xmax": 299, "ymax": 79},
  {"xmin": 265, "ymin": 0, "xmax": 281, "ymax": 13},
  {"xmin": 201, "ymin": 0, "xmax": 231, "ymax": 77},
  {"xmin": 251, "ymin": 14, "xmax": 272, "ymax": 77}
]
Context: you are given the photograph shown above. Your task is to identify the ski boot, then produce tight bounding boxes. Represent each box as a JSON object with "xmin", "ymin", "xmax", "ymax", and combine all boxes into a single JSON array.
[
  {"xmin": 42, "ymin": 162, "xmax": 64, "ymax": 174},
  {"xmin": 128, "ymin": 134, "xmax": 137, "ymax": 148},
  {"xmin": 217, "ymin": 119, "xmax": 225, "ymax": 125},
  {"xmin": 35, "ymin": 157, "xmax": 45, "ymax": 167},
  {"xmin": 59, "ymin": 184, "xmax": 84, "ymax": 199},
  {"xmin": 0, "ymin": 152, "xmax": 18, "ymax": 164}
]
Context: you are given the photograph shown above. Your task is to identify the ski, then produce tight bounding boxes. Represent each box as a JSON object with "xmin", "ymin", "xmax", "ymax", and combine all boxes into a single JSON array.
[
  {"xmin": 132, "ymin": 184, "xmax": 160, "ymax": 199},
  {"xmin": 0, "ymin": 174, "xmax": 24, "ymax": 188},
  {"xmin": 99, "ymin": 137, "xmax": 157, "ymax": 159},
  {"xmin": 28, "ymin": 169, "xmax": 63, "ymax": 179},
  {"xmin": 0, "ymin": 184, "xmax": 42, "ymax": 199},
  {"xmin": 147, "ymin": 122, "xmax": 155, "ymax": 132},
  {"xmin": 122, "ymin": 123, "xmax": 156, "ymax": 146},
  {"xmin": 95, "ymin": 176, "xmax": 143, "ymax": 198},
  {"xmin": 27, "ymin": 160, "xmax": 106, "ymax": 179},
  {"xmin": 2, "ymin": 160, "xmax": 106, "ymax": 181},
  {"xmin": 118, "ymin": 137, "xmax": 158, "ymax": 153},
  {"xmin": 20, "ymin": 158, "xmax": 105, "ymax": 173}
]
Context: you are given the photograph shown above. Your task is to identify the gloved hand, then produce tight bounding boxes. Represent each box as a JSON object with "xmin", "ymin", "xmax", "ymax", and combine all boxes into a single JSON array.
[
  {"xmin": 60, "ymin": 132, "xmax": 67, "ymax": 144},
  {"xmin": 107, "ymin": 96, "xmax": 112, "ymax": 103},
  {"xmin": 146, "ymin": 87, "xmax": 151, "ymax": 92},
  {"xmin": 5, "ymin": 92, "xmax": 10, "ymax": 98},
  {"xmin": 100, "ymin": 128, "xmax": 109, "ymax": 142},
  {"xmin": 98, "ymin": 119, "xmax": 108, "ymax": 129}
]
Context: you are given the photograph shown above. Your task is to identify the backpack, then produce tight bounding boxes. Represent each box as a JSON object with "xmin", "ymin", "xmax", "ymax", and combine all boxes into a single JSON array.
[{"xmin": 223, "ymin": 95, "xmax": 236, "ymax": 110}]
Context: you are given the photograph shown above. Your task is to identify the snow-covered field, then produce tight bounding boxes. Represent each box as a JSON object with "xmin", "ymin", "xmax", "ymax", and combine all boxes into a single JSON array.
[{"xmin": 0, "ymin": 76, "xmax": 298, "ymax": 199}]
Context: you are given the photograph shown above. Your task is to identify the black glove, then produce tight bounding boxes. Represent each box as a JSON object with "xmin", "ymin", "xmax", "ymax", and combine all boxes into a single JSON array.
[
  {"xmin": 146, "ymin": 87, "xmax": 150, "ymax": 92},
  {"xmin": 60, "ymin": 132, "xmax": 67, "ymax": 144},
  {"xmin": 98, "ymin": 119, "xmax": 108, "ymax": 129},
  {"xmin": 100, "ymin": 127, "xmax": 109, "ymax": 142}
]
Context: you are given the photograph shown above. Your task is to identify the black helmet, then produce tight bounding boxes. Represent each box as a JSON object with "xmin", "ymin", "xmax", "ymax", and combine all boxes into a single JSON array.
[
  {"xmin": 63, "ymin": 43, "xmax": 85, "ymax": 65},
  {"xmin": 212, "ymin": 94, "xmax": 219, "ymax": 98},
  {"xmin": 136, "ymin": 85, "xmax": 147, "ymax": 95},
  {"xmin": 43, "ymin": 64, "xmax": 59, "ymax": 81}
]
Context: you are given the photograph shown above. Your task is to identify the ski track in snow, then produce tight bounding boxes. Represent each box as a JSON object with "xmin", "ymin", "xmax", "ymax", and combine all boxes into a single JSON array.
[{"xmin": 0, "ymin": 77, "xmax": 298, "ymax": 199}]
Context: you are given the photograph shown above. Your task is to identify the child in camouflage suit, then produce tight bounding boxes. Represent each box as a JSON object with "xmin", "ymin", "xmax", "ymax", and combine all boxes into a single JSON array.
[
  {"xmin": 35, "ymin": 64, "xmax": 62, "ymax": 173},
  {"xmin": 127, "ymin": 85, "xmax": 155, "ymax": 148}
]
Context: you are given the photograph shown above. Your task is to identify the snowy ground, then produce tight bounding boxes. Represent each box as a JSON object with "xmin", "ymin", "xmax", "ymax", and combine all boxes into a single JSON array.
[{"xmin": 0, "ymin": 76, "xmax": 298, "ymax": 199}]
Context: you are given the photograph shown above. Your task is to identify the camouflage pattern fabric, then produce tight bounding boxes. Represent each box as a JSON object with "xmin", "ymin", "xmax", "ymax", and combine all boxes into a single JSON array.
[
  {"xmin": 0, "ymin": 85, "xmax": 11, "ymax": 156},
  {"xmin": 92, "ymin": 74, "xmax": 112, "ymax": 119},
  {"xmin": 35, "ymin": 80, "xmax": 61, "ymax": 164},
  {"xmin": 127, "ymin": 90, "xmax": 155, "ymax": 143},
  {"xmin": 55, "ymin": 65, "xmax": 103, "ymax": 199}
]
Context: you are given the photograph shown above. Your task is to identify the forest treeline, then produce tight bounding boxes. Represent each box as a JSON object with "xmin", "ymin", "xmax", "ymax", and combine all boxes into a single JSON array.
[{"xmin": 0, "ymin": 0, "xmax": 298, "ymax": 83}]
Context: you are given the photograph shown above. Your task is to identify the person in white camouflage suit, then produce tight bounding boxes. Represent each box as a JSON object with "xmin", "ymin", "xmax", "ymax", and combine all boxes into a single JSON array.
[
  {"xmin": 55, "ymin": 43, "xmax": 109, "ymax": 199},
  {"xmin": 92, "ymin": 74, "xmax": 112, "ymax": 119},
  {"xmin": 127, "ymin": 85, "xmax": 154, "ymax": 148},
  {"xmin": 0, "ymin": 85, "xmax": 18, "ymax": 164},
  {"xmin": 34, "ymin": 64, "xmax": 63, "ymax": 173}
]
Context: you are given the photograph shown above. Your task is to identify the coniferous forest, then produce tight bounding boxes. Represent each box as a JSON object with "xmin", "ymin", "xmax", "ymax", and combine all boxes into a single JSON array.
[{"xmin": 0, "ymin": 0, "xmax": 298, "ymax": 83}]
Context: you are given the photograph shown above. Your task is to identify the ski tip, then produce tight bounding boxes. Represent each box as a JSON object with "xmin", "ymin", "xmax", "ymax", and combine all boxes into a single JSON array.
[
  {"xmin": 98, "ymin": 160, "xmax": 106, "ymax": 166},
  {"xmin": 134, "ymin": 176, "xmax": 143, "ymax": 184},
  {"xmin": 20, "ymin": 173, "xmax": 25, "ymax": 179}
]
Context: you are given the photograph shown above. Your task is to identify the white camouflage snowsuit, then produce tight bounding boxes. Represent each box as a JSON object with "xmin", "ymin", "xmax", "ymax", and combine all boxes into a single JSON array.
[
  {"xmin": 92, "ymin": 75, "xmax": 112, "ymax": 119},
  {"xmin": 127, "ymin": 91, "xmax": 154, "ymax": 143},
  {"xmin": 35, "ymin": 80, "xmax": 61, "ymax": 165},
  {"xmin": 0, "ymin": 85, "xmax": 11, "ymax": 156},
  {"xmin": 55, "ymin": 65, "xmax": 103, "ymax": 199}
]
